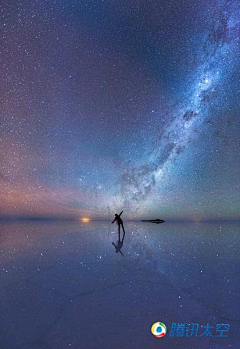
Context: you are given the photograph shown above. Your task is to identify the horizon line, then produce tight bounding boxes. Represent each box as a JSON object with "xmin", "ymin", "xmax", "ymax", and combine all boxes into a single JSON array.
[{"xmin": 0, "ymin": 215, "xmax": 239, "ymax": 223}]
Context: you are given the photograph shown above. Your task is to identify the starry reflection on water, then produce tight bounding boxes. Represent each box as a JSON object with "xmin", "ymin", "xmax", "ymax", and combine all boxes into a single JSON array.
[{"xmin": 1, "ymin": 221, "xmax": 239, "ymax": 349}]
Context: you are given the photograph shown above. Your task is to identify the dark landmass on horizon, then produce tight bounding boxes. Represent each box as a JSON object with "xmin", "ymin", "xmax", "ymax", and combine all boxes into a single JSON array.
[{"xmin": 141, "ymin": 219, "xmax": 165, "ymax": 224}]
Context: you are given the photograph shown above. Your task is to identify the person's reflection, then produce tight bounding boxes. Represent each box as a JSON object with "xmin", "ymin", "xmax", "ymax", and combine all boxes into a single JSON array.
[{"xmin": 112, "ymin": 229, "xmax": 125, "ymax": 256}]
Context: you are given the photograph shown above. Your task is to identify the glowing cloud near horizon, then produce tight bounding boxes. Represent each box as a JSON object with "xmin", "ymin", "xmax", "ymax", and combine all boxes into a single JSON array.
[{"xmin": 81, "ymin": 217, "xmax": 90, "ymax": 223}]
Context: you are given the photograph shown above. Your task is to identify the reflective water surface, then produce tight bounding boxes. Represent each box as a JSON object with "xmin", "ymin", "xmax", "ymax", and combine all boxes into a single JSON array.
[{"xmin": 0, "ymin": 221, "xmax": 239, "ymax": 348}]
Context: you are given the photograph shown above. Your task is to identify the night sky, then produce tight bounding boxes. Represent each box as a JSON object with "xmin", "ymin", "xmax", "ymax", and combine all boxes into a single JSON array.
[{"xmin": 1, "ymin": 0, "xmax": 239, "ymax": 221}]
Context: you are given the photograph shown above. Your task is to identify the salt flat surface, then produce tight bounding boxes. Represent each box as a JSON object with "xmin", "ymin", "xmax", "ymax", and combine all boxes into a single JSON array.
[{"xmin": 0, "ymin": 221, "xmax": 239, "ymax": 349}]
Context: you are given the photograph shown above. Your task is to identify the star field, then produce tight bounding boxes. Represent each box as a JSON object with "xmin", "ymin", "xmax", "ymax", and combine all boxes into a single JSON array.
[{"xmin": 0, "ymin": 0, "xmax": 239, "ymax": 220}]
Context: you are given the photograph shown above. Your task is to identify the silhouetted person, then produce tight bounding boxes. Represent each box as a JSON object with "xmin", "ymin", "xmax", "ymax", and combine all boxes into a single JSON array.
[
  {"xmin": 112, "ymin": 211, "xmax": 125, "ymax": 237},
  {"xmin": 112, "ymin": 211, "xmax": 125, "ymax": 256}
]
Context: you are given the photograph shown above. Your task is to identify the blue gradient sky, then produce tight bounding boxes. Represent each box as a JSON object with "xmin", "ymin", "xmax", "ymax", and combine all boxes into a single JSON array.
[{"xmin": 0, "ymin": 0, "xmax": 239, "ymax": 221}]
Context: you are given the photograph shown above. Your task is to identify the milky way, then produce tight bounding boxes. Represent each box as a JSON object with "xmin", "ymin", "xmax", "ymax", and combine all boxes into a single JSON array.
[
  {"xmin": 0, "ymin": 0, "xmax": 239, "ymax": 220},
  {"xmin": 119, "ymin": 0, "xmax": 240, "ymax": 210}
]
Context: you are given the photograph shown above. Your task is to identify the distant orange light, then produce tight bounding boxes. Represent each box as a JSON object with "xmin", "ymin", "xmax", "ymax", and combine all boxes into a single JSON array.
[{"xmin": 81, "ymin": 217, "xmax": 90, "ymax": 223}]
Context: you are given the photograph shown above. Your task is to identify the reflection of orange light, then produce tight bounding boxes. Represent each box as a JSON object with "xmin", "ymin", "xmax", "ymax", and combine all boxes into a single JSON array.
[{"xmin": 81, "ymin": 217, "xmax": 90, "ymax": 223}]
